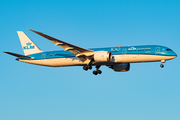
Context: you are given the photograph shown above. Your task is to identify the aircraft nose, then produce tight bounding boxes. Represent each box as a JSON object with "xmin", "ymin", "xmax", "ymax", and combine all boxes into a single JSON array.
[
  {"xmin": 173, "ymin": 51, "xmax": 177, "ymax": 58},
  {"xmin": 175, "ymin": 53, "xmax": 177, "ymax": 57}
]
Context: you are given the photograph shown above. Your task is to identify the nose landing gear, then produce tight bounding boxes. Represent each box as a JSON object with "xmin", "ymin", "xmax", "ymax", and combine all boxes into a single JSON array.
[
  {"xmin": 160, "ymin": 60, "xmax": 166, "ymax": 68},
  {"xmin": 160, "ymin": 64, "xmax": 164, "ymax": 68}
]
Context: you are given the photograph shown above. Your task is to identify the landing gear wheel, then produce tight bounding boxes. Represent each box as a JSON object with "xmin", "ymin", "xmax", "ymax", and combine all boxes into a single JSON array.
[
  {"xmin": 83, "ymin": 66, "xmax": 88, "ymax": 71},
  {"xmin": 93, "ymin": 71, "xmax": 98, "ymax": 75},
  {"xmin": 97, "ymin": 70, "xmax": 102, "ymax": 74},
  {"xmin": 160, "ymin": 64, "xmax": 164, "ymax": 68},
  {"xmin": 87, "ymin": 65, "xmax": 92, "ymax": 70},
  {"xmin": 92, "ymin": 65, "xmax": 102, "ymax": 75}
]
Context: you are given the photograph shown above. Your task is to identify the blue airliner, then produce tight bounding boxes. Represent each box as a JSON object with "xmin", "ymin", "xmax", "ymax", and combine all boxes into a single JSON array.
[{"xmin": 4, "ymin": 29, "xmax": 177, "ymax": 75}]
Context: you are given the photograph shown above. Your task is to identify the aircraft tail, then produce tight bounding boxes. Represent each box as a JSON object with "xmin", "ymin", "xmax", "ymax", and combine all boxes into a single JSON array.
[{"xmin": 17, "ymin": 31, "xmax": 43, "ymax": 55}]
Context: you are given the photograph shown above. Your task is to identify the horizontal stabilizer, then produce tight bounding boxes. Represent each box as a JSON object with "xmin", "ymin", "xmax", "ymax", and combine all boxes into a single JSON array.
[{"xmin": 3, "ymin": 51, "xmax": 31, "ymax": 59}]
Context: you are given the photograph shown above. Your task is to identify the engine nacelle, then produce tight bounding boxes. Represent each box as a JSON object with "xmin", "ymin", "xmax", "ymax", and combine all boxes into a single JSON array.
[
  {"xmin": 110, "ymin": 63, "xmax": 130, "ymax": 72},
  {"xmin": 94, "ymin": 51, "xmax": 112, "ymax": 62}
]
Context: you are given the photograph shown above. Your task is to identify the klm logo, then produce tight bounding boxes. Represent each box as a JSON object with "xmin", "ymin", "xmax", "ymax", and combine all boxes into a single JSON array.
[{"xmin": 23, "ymin": 42, "xmax": 35, "ymax": 50}]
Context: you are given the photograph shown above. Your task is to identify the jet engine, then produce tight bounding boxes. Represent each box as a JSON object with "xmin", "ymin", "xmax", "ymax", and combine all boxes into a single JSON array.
[
  {"xmin": 94, "ymin": 51, "xmax": 112, "ymax": 62},
  {"xmin": 109, "ymin": 63, "xmax": 130, "ymax": 72}
]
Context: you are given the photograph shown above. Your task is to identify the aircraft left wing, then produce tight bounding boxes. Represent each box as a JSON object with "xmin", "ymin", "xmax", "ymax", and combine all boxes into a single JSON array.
[{"xmin": 28, "ymin": 29, "xmax": 94, "ymax": 62}]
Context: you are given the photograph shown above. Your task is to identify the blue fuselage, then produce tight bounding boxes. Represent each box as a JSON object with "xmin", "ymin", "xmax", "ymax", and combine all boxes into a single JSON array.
[{"xmin": 25, "ymin": 45, "xmax": 177, "ymax": 60}]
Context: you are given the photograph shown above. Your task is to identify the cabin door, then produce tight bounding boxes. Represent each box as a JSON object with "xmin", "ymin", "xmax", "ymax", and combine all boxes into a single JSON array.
[
  {"xmin": 41, "ymin": 53, "xmax": 46, "ymax": 59},
  {"xmin": 122, "ymin": 48, "xmax": 127, "ymax": 54},
  {"xmin": 156, "ymin": 47, "xmax": 160, "ymax": 54}
]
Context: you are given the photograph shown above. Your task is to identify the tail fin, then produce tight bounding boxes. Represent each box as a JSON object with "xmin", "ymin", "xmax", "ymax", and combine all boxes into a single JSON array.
[{"xmin": 17, "ymin": 31, "xmax": 43, "ymax": 55}]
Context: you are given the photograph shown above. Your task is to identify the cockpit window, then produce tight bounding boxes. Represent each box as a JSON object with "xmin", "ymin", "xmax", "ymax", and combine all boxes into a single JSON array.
[{"xmin": 166, "ymin": 49, "xmax": 172, "ymax": 51}]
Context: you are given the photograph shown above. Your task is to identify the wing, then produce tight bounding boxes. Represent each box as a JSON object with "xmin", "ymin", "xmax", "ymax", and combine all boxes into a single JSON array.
[{"xmin": 28, "ymin": 29, "xmax": 94, "ymax": 62}]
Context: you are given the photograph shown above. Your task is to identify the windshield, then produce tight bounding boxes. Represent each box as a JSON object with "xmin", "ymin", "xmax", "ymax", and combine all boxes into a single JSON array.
[{"xmin": 166, "ymin": 49, "xmax": 172, "ymax": 51}]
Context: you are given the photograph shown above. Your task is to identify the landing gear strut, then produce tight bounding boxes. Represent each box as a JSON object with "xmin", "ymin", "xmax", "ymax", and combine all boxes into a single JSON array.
[
  {"xmin": 93, "ymin": 65, "xmax": 102, "ymax": 75},
  {"xmin": 160, "ymin": 60, "xmax": 166, "ymax": 68},
  {"xmin": 83, "ymin": 65, "xmax": 102, "ymax": 75}
]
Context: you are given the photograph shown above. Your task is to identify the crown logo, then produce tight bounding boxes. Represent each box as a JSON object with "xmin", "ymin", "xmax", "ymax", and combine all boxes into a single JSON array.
[{"xmin": 26, "ymin": 42, "xmax": 32, "ymax": 46}]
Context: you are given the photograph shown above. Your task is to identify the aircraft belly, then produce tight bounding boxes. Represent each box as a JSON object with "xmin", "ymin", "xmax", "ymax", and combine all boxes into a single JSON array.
[
  {"xmin": 19, "ymin": 55, "xmax": 176, "ymax": 67},
  {"xmin": 52, "ymin": 57, "xmax": 85, "ymax": 66},
  {"xmin": 19, "ymin": 57, "xmax": 86, "ymax": 67}
]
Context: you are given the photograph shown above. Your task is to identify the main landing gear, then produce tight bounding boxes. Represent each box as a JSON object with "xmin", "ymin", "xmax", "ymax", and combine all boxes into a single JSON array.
[
  {"xmin": 160, "ymin": 60, "xmax": 166, "ymax": 68},
  {"xmin": 93, "ymin": 65, "xmax": 102, "ymax": 75},
  {"xmin": 83, "ymin": 65, "xmax": 102, "ymax": 75},
  {"xmin": 83, "ymin": 65, "xmax": 92, "ymax": 71}
]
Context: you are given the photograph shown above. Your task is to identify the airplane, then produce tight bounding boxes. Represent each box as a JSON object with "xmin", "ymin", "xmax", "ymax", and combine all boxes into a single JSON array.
[{"xmin": 4, "ymin": 29, "xmax": 177, "ymax": 75}]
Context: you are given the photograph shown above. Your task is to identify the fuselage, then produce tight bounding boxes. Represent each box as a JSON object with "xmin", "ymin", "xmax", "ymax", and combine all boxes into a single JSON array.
[{"xmin": 18, "ymin": 45, "xmax": 177, "ymax": 67}]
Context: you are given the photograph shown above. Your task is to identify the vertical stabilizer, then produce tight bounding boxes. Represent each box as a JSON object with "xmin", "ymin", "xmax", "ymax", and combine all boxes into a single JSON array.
[{"xmin": 17, "ymin": 31, "xmax": 43, "ymax": 55}]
